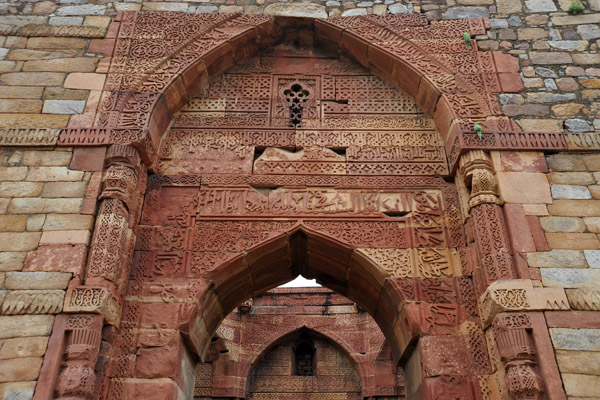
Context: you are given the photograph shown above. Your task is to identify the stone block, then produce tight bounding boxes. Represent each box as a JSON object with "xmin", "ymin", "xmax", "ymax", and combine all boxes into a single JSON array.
[
  {"xmin": 441, "ymin": 6, "xmax": 489, "ymax": 18},
  {"xmin": 70, "ymin": 147, "xmax": 106, "ymax": 171},
  {"xmin": 0, "ymin": 167, "xmax": 27, "ymax": 181},
  {"xmin": 527, "ymin": 249, "xmax": 587, "ymax": 268},
  {"xmin": 555, "ymin": 350, "xmax": 600, "ymax": 375},
  {"xmin": 545, "ymin": 232, "xmax": 600, "ymax": 249},
  {"xmin": 549, "ymin": 172, "xmax": 595, "ymax": 185},
  {"xmin": 43, "ymin": 214, "xmax": 94, "ymax": 231},
  {"xmin": 551, "ymin": 184, "xmax": 592, "ymax": 199},
  {"xmin": 525, "ymin": 0, "xmax": 557, "ymax": 11},
  {"xmin": 42, "ymin": 100, "xmax": 85, "ymax": 115},
  {"xmin": 4, "ymin": 272, "xmax": 71, "ymax": 290},
  {"xmin": 0, "ymin": 72, "xmax": 65, "ymax": 86},
  {"xmin": 0, "ymin": 381, "xmax": 36, "ymax": 400},
  {"xmin": 541, "ymin": 268, "xmax": 600, "ymax": 288},
  {"xmin": 39, "ymin": 230, "xmax": 90, "ymax": 246},
  {"xmin": 56, "ymin": 4, "xmax": 107, "ymax": 15},
  {"xmin": 0, "ymin": 114, "xmax": 69, "ymax": 129},
  {"xmin": 0, "ymin": 99, "xmax": 42, "ymax": 114},
  {"xmin": 0, "ymin": 336, "xmax": 48, "ymax": 359},
  {"xmin": 530, "ymin": 52, "xmax": 572, "ymax": 64},
  {"xmin": 0, "ymin": 253, "xmax": 26, "ymax": 272},
  {"xmin": 562, "ymin": 374, "xmax": 600, "ymax": 397},
  {"xmin": 26, "ymin": 167, "xmax": 84, "ymax": 182},
  {"xmin": 497, "ymin": 172, "xmax": 551, "ymax": 204},
  {"xmin": 504, "ymin": 204, "xmax": 536, "ymax": 253},
  {"xmin": 584, "ymin": 217, "xmax": 600, "ymax": 233},
  {"xmin": 0, "ymin": 357, "xmax": 42, "ymax": 382},
  {"xmin": 523, "ymin": 203, "xmax": 549, "ymax": 215},
  {"xmin": 517, "ymin": 118, "xmax": 563, "ymax": 132},
  {"xmin": 548, "ymin": 200, "xmax": 600, "ymax": 217},
  {"xmin": 22, "ymin": 58, "xmax": 97, "ymax": 73},
  {"xmin": 0, "ymin": 315, "xmax": 54, "ymax": 338},
  {"xmin": 0, "ymin": 182, "xmax": 43, "ymax": 198},
  {"xmin": 550, "ymin": 328, "xmax": 600, "ymax": 351},
  {"xmin": 540, "ymin": 216, "xmax": 586, "ymax": 232},
  {"xmin": 583, "ymin": 250, "xmax": 600, "ymax": 268},
  {"xmin": 26, "ymin": 37, "xmax": 87, "ymax": 51},
  {"xmin": 7, "ymin": 198, "xmax": 45, "ymax": 214},
  {"xmin": 22, "ymin": 151, "xmax": 71, "ymax": 167},
  {"xmin": 24, "ymin": 244, "xmax": 87, "ymax": 275},
  {"xmin": 517, "ymin": 27, "xmax": 548, "ymax": 40},
  {"xmin": 548, "ymin": 40, "xmax": 589, "ymax": 52},
  {"xmin": 41, "ymin": 181, "xmax": 86, "ymax": 198},
  {"xmin": 0, "ymin": 86, "xmax": 44, "ymax": 99},
  {"xmin": 551, "ymin": 14, "xmax": 600, "ymax": 25},
  {"xmin": 500, "ymin": 151, "xmax": 547, "ymax": 172},
  {"xmin": 26, "ymin": 215, "xmax": 46, "ymax": 232},
  {"xmin": 0, "ymin": 216, "xmax": 27, "ymax": 233},
  {"xmin": 0, "ymin": 233, "xmax": 40, "ymax": 252},
  {"xmin": 42, "ymin": 198, "xmax": 83, "ymax": 213},
  {"xmin": 577, "ymin": 24, "xmax": 600, "ymax": 40}
]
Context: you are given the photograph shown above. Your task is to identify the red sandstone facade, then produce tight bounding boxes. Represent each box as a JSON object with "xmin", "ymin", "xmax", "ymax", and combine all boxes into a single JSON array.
[{"xmin": 27, "ymin": 12, "xmax": 573, "ymax": 400}]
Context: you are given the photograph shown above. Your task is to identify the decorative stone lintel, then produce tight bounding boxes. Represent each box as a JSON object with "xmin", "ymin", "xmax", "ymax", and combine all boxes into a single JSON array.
[
  {"xmin": 63, "ymin": 285, "xmax": 121, "ymax": 327},
  {"xmin": 0, "ymin": 128, "xmax": 60, "ymax": 146},
  {"xmin": 478, "ymin": 279, "xmax": 569, "ymax": 328},
  {"xmin": 565, "ymin": 132, "xmax": 600, "ymax": 151}
]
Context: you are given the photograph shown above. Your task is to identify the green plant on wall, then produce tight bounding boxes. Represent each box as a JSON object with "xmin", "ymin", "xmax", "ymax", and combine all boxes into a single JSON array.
[{"xmin": 568, "ymin": 1, "xmax": 585, "ymax": 14}]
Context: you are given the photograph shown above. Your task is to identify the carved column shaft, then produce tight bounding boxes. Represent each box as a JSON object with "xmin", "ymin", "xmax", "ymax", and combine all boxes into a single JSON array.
[
  {"xmin": 458, "ymin": 151, "xmax": 517, "ymax": 293},
  {"xmin": 58, "ymin": 145, "xmax": 143, "ymax": 400}
]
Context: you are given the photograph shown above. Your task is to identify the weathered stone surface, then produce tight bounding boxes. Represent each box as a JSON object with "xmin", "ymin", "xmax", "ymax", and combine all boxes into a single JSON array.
[
  {"xmin": 39, "ymin": 230, "xmax": 90, "ymax": 245},
  {"xmin": 0, "ymin": 315, "xmax": 54, "ymax": 338},
  {"xmin": 584, "ymin": 217, "xmax": 600, "ymax": 233},
  {"xmin": 41, "ymin": 181, "xmax": 86, "ymax": 198},
  {"xmin": 26, "ymin": 167, "xmax": 83, "ymax": 182},
  {"xmin": 577, "ymin": 24, "xmax": 600, "ymax": 40},
  {"xmin": 264, "ymin": 3, "xmax": 327, "ymax": 17},
  {"xmin": 22, "ymin": 151, "xmax": 71, "ymax": 167},
  {"xmin": 4, "ymin": 271, "xmax": 71, "ymax": 290},
  {"xmin": 556, "ymin": 350, "xmax": 600, "ymax": 375},
  {"xmin": 1, "ymin": 290, "xmax": 64, "ymax": 314},
  {"xmin": 551, "ymin": 184, "xmax": 592, "ymax": 200},
  {"xmin": 497, "ymin": 0, "xmax": 522, "ymax": 13},
  {"xmin": 545, "ymin": 232, "xmax": 600, "ymax": 249},
  {"xmin": 551, "ymin": 14, "xmax": 600, "ymax": 25},
  {"xmin": 441, "ymin": 6, "xmax": 489, "ymax": 17},
  {"xmin": 542, "ymin": 268, "xmax": 600, "ymax": 288},
  {"xmin": 548, "ymin": 200, "xmax": 600, "ymax": 217},
  {"xmin": 565, "ymin": 118, "xmax": 590, "ymax": 133},
  {"xmin": 527, "ymin": 249, "xmax": 587, "ymax": 268},
  {"xmin": 23, "ymin": 244, "xmax": 85, "ymax": 275},
  {"xmin": 0, "ymin": 336, "xmax": 48, "ymax": 359},
  {"xmin": 42, "ymin": 214, "xmax": 94, "ymax": 231},
  {"xmin": 0, "ymin": 233, "xmax": 40, "ymax": 252},
  {"xmin": 22, "ymin": 58, "xmax": 97, "ymax": 72},
  {"xmin": 583, "ymin": 250, "xmax": 600, "ymax": 268},
  {"xmin": 497, "ymin": 172, "xmax": 552, "ymax": 203},
  {"xmin": 0, "ymin": 357, "xmax": 42, "ymax": 382},
  {"xmin": 529, "ymin": 52, "xmax": 573, "ymax": 64},
  {"xmin": 0, "ymin": 253, "xmax": 26, "ymax": 272},
  {"xmin": 550, "ymin": 328, "xmax": 600, "ymax": 351},
  {"xmin": 0, "ymin": 381, "xmax": 36, "ymax": 400},
  {"xmin": 549, "ymin": 172, "xmax": 595, "ymax": 185},
  {"xmin": 540, "ymin": 216, "xmax": 586, "ymax": 232},
  {"xmin": 42, "ymin": 100, "xmax": 86, "ymax": 114},
  {"xmin": 55, "ymin": 4, "xmax": 107, "ymax": 15}
]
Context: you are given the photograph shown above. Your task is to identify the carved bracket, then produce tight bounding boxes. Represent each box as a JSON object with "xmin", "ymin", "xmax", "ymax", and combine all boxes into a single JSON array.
[{"xmin": 478, "ymin": 280, "xmax": 569, "ymax": 328}]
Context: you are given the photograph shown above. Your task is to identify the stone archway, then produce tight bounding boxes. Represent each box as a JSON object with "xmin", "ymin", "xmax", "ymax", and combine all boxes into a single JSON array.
[{"xmin": 36, "ymin": 12, "xmax": 570, "ymax": 400}]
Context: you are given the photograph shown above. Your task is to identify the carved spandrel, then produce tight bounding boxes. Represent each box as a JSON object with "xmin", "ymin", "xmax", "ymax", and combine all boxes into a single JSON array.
[{"xmin": 355, "ymin": 247, "xmax": 461, "ymax": 279}]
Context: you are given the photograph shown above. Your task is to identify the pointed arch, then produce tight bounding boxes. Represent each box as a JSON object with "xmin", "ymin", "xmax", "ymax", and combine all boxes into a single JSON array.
[{"xmin": 57, "ymin": 13, "xmax": 566, "ymax": 170}]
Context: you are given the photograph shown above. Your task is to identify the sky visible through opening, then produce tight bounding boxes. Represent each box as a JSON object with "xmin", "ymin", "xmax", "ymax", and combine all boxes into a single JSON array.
[{"xmin": 279, "ymin": 276, "xmax": 322, "ymax": 287}]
